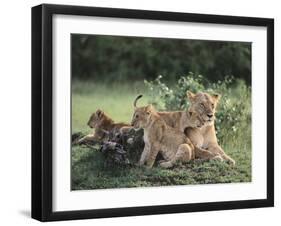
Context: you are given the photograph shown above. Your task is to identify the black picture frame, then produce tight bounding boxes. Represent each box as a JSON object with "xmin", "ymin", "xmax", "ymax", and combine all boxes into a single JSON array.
[{"xmin": 31, "ymin": 3, "xmax": 274, "ymax": 222}]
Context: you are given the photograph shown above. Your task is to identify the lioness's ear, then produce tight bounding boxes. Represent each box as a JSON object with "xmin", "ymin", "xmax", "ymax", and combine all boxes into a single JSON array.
[
  {"xmin": 212, "ymin": 94, "xmax": 221, "ymax": 102},
  {"xmin": 187, "ymin": 91, "xmax": 196, "ymax": 102}
]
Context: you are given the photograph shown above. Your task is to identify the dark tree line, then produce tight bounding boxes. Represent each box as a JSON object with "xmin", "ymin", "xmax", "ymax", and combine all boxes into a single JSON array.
[{"xmin": 71, "ymin": 34, "xmax": 251, "ymax": 84}]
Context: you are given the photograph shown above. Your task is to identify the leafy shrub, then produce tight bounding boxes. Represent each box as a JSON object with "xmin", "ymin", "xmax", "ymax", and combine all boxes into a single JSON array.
[
  {"xmin": 72, "ymin": 35, "xmax": 251, "ymax": 84},
  {"xmin": 144, "ymin": 73, "xmax": 251, "ymax": 143}
]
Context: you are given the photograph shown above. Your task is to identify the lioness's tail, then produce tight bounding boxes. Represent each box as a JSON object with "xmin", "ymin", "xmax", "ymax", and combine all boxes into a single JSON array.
[{"xmin": 133, "ymin": 94, "xmax": 143, "ymax": 108}]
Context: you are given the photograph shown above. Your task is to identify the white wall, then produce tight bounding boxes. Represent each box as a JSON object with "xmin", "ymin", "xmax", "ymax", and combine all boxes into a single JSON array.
[{"xmin": 0, "ymin": 0, "xmax": 279, "ymax": 225}]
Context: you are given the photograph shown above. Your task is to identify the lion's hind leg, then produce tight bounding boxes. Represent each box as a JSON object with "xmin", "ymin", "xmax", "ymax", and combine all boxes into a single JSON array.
[{"xmin": 160, "ymin": 143, "xmax": 194, "ymax": 168}]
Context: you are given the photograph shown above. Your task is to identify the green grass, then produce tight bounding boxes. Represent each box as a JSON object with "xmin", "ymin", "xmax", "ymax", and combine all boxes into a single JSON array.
[
  {"xmin": 72, "ymin": 80, "xmax": 149, "ymax": 134},
  {"xmin": 71, "ymin": 80, "xmax": 251, "ymax": 190}
]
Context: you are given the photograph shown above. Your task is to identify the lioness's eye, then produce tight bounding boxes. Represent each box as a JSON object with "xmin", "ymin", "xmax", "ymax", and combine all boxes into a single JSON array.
[
  {"xmin": 212, "ymin": 103, "xmax": 214, "ymax": 108},
  {"xmin": 200, "ymin": 103, "xmax": 204, "ymax": 107},
  {"xmin": 135, "ymin": 115, "xmax": 139, "ymax": 118}
]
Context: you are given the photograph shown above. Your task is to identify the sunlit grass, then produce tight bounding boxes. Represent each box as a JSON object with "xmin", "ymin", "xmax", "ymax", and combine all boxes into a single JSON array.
[{"xmin": 71, "ymin": 80, "xmax": 251, "ymax": 190}]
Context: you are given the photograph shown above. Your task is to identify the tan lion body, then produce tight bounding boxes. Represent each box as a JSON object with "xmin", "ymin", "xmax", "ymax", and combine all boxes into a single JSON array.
[
  {"xmin": 157, "ymin": 111, "xmax": 196, "ymax": 132},
  {"xmin": 157, "ymin": 92, "xmax": 235, "ymax": 165},
  {"xmin": 131, "ymin": 104, "xmax": 218, "ymax": 168},
  {"xmin": 187, "ymin": 92, "xmax": 235, "ymax": 165},
  {"xmin": 74, "ymin": 109, "xmax": 131, "ymax": 144},
  {"xmin": 131, "ymin": 105, "xmax": 194, "ymax": 168},
  {"xmin": 158, "ymin": 111, "xmax": 222, "ymax": 161}
]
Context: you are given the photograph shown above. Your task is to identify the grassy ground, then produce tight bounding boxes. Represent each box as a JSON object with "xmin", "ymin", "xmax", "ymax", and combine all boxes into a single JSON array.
[{"xmin": 71, "ymin": 80, "xmax": 251, "ymax": 190}]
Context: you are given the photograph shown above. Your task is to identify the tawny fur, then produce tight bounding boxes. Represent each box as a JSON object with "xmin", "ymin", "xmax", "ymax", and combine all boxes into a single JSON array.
[
  {"xmin": 134, "ymin": 95, "xmax": 223, "ymax": 162},
  {"xmin": 131, "ymin": 104, "xmax": 216, "ymax": 168},
  {"xmin": 155, "ymin": 91, "xmax": 235, "ymax": 165}
]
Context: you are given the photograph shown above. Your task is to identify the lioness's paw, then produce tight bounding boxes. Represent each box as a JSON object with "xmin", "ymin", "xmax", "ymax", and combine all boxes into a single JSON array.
[
  {"xmin": 213, "ymin": 155, "xmax": 223, "ymax": 162},
  {"xmin": 159, "ymin": 161, "xmax": 173, "ymax": 168},
  {"xmin": 228, "ymin": 159, "xmax": 236, "ymax": 166},
  {"xmin": 137, "ymin": 160, "xmax": 145, "ymax": 167},
  {"xmin": 144, "ymin": 165, "xmax": 153, "ymax": 170}
]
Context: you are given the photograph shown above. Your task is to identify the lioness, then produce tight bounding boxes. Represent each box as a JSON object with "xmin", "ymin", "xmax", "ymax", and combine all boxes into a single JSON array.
[
  {"xmin": 186, "ymin": 91, "xmax": 235, "ymax": 165},
  {"xmin": 73, "ymin": 109, "xmax": 131, "ymax": 144}
]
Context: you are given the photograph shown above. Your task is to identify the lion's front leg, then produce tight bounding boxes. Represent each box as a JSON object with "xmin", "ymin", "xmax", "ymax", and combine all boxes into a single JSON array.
[
  {"xmin": 194, "ymin": 146, "xmax": 223, "ymax": 161},
  {"xmin": 138, "ymin": 143, "xmax": 150, "ymax": 166},
  {"xmin": 73, "ymin": 133, "xmax": 95, "ymax": 145},
  {"xmin": 145, "ymin": 144, "xmax": 160, "ymax": 168},
  {"xmin": 73, "ymin": 130, "xmax": 103, "ymax": 145},
  {"xmin": 207, "ymin": 143, "xmax": 235, "ymax": 165}
]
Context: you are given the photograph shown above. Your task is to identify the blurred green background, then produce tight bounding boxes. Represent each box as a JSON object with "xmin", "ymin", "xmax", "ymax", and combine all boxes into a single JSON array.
[
  {"xmin": 71, "ymin": 34, "xmax": 251, "ymax": 84},
  {"xmin": 71, "ymin": 34, "xmax": 252, "ymax": 190}
]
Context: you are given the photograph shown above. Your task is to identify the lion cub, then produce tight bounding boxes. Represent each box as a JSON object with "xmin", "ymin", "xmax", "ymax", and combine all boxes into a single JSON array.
[
  {"xmin": 73, "ymin": 109, "xmax": 131, "ymax": 144},
  {"xmin": 131, "ymin": 104, "xmax": 204, "ymax": 168}
]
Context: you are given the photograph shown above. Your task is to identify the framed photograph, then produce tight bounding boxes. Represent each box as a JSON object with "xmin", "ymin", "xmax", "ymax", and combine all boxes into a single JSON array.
[{"xmin": 32, "ymin": 4, "xmax": 274, "ymax": 221}]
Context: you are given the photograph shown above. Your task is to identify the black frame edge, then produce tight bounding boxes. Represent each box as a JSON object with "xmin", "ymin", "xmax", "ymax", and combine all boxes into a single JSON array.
[
  {"xmin": 266, "ymin": 19, "xmax": 274, "ymax": 207},
  {"xmin": 41, "ymin": 3, "xmax": 273, "ymax": 26},
  {"xmin": 46, "ymin": 199, "xmax": 271, "ymax": 221},
  {"xmin": 31, "ymin": 5, "xmax": 43, "ymax": 221},
  {"xmin": 31, "ymin": 4, "xmax": 53, "ymax": 221}
]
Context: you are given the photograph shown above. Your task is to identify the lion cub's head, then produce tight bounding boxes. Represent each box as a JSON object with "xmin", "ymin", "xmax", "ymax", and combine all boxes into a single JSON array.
[
  {"xmin": 87, "ymin": 109, "xmax": 113, "ymax": 129},
  {"xmin": 187, "ymin": 91, "xmax": 220, "ymax": 126},
  {"xmin": 131, "ymin": 95, "xmax": 156, "ymax": 129},
  {"xmin": 131, "ymin": 105, "xmax": 156, "ymax": 129}
]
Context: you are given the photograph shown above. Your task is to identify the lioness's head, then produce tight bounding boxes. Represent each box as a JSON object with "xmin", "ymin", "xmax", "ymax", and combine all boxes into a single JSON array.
[
  {"xmin": 131, "ymin": 95, "xmax": 155, "ymax": 129},
  {"xmin": 187, "ymin": 91, "xmax": 220, "ymax": 126},
  {"xmin": 87, "ymin": 109, "xmax": 109, "ymax": 128}
]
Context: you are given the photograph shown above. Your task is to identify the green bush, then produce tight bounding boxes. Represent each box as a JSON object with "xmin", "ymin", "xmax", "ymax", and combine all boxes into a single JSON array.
[
  {"xmin": 144, "ymin": 73, "xmax": 251, "ymax": 143},
  {"xmin": 72, "ymin": 35, "xmax": 251, "ymax": 84}
]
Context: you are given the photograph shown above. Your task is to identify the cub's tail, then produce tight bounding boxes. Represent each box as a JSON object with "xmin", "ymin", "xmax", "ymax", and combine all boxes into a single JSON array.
[{"xmin": 133, "ymin": 94, "xmax": 143, "ymax": 108}]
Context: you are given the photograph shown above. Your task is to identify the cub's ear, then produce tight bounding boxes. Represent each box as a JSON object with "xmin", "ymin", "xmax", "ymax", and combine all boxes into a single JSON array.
[
  {"xmin": 187, "ymin": 91, "xmax": 196, "ymax": 102},
  {"xmin": 96, "ymin": 109, "xmax": 104, "ymax": 118},
  {"xmin": 212, "ymin": 93, "xmax": 221, "ymax": 102}
]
